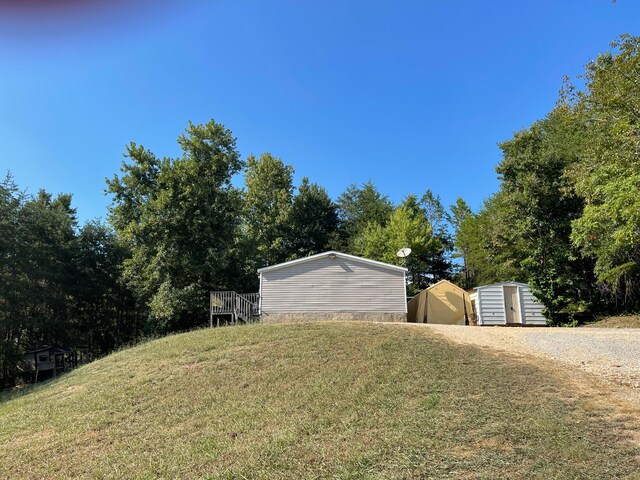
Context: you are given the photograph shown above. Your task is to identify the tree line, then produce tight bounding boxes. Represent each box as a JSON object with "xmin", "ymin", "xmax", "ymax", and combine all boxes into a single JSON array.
[
  {"xmin": 0, "ymin": 121, "xmax": 456, "ymax": 384},
  {"xmin": 2, "ymin": 34, "xmax": 639, "ymax": 384},
  {"xmin": 0, "ymin": 183, "xmax": 142, "ymax": 384},
  {"xmin": 454, "ymin": 34, "xmax": 640, "ymax": 324}
]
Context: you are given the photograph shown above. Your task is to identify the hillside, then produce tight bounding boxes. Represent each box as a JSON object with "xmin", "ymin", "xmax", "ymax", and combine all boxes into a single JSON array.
[
  {"xmin": 584, "ymin": 316, "xmax": 640, "ymax": 329},
  {"xmin": 1, "ymin": 323, "xmax": 638, "ymax": 479}
]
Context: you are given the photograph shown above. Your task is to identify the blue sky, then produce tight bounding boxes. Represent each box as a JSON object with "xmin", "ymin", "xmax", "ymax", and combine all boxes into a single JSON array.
[{"xmin": 1, "ymin": 0, "xmax": 638, "ymax": 223}]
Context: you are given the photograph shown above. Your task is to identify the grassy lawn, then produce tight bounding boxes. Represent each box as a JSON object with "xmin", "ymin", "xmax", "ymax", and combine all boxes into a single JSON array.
[
  {"xmin": 584, "ymin": 315, "xmax": 640, "ymax": 328},
  {"xmin": 1, "ymin": 322, "xmax": 639, "ymax": 479}
]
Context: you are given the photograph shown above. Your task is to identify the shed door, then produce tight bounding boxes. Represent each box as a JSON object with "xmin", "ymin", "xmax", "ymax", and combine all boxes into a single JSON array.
[{"xmin": 504, "ymin": 286, "xmax": 521, "ymax": 324}]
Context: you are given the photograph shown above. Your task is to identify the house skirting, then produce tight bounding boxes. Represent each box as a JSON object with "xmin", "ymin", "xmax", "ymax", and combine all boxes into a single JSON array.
[{"xmin": 260, "ymin": 312, "xmax": 407, "ymax": 324}]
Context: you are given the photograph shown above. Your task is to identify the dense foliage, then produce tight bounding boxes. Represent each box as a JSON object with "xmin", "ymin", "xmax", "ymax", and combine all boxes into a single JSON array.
[
  {"xmin": 454, "ymin": 35, "xmax": 640, "ymax": 323},
  {"xmin": 106, "ymin": 121, "xmax": 245, "ymax": 332},
  {"xmin": 0, "ymin": 177, "xmax": 142, "ymax": 385}
]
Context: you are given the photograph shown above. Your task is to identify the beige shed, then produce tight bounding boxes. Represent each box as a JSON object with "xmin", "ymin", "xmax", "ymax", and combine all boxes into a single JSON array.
[{"xmin": 407, "ymin": 280, "xmax": 472, "ymax": 325}]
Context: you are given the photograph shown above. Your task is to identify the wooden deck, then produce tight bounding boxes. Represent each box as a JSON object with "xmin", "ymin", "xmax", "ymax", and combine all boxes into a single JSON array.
[{"xmin": 210, "ymin": 291, "xmax": 259, "ymax": 326}]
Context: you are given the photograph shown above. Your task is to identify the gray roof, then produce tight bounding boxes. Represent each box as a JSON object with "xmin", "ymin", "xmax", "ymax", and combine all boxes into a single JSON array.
[{"xmin": 257, "ymin": 251, "xmax": 408, "ymax": 274}]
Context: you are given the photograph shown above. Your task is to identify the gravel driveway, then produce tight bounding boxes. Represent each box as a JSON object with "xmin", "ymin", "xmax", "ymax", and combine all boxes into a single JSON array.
[{"xmin": 417, "ymin": 324, "xmax": 640, "ymax": 389}]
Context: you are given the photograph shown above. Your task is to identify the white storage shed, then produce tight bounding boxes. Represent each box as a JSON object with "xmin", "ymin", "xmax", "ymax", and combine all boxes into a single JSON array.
[
  {"xmin": 469, "ymin": 282, "xmax": 546, "ymax": 326},
  {"xmin": 258, "ymin": 251, "xmax": 407, "ymax": 323}
]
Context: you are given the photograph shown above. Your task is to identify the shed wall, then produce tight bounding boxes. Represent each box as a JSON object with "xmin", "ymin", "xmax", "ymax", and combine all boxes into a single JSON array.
[
  {"xmin": 407, "ymin": 290, "xmax": 427, "ymax": 323},
  {"xmin": 475, "ymin": 283, "xmax": 547, "ymax": 326},
  {"xmin": 260, "ymin": 256, "xmax": 406, "ymax": 314},
  {"xmin": 477, "ymin": 286, "xmax": 507, "ymax": 325},
  {"xmin": 407, "ymin": 294, "xmax": 420, "ymax": 322},
  {"xmin": 519, "ymin": 285, "xmax": 547, "ymax": 325},
  {"xmin": 425, "ymin": 282, "xmax": 468, "ymax": 325}
]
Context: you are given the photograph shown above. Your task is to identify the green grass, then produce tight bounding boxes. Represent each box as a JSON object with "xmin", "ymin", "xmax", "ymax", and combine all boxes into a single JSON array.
[
  {"xmin": 584, "ymin": 315, "xmax": 640, "ymax": 328},
  {"xmin": 1, "ymin": 322, "xmax": 639, "ymax": 479}
]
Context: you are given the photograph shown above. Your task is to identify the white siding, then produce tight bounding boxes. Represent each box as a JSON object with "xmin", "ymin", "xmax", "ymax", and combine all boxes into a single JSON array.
[
  {"xmin": 519, "ymin": 285, "xmax": 547, "ymax": 325},
  {"xmin": 260, "ymin": 256, "xmax": 406, "ymax": 314},
  {"xmin": 476, "ymin": 285, "xmax": 506, "ymax": 325},
  {"xmin": 475, "ymin": 282, "xmax": 547, "ymax": 326}
]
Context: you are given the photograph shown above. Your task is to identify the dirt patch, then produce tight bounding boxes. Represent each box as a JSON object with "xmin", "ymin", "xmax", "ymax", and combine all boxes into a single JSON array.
[{"xmin": 585, "ymin": 316, "xmax": 640, "ymax": 329}]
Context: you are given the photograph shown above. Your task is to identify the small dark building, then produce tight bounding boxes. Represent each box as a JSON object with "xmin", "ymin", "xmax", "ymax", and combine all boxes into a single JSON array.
[{"xmin": 19, "ymin": 346, "xmax": 82, "ymax": 382}]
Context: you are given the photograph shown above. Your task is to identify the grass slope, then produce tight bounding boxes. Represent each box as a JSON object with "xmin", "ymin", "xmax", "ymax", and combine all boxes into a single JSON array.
[
  {"xmin": 584, "ymin": 315, "xmax": 640, "ymax": 328},
  {"xmin": 1, "ymin": 322, "xmax": 638, "ymax": 479}
]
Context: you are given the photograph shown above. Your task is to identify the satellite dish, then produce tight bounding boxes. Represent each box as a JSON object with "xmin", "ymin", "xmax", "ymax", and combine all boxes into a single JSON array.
[{"xmin": 397, "ymin": 247, "xmax": 412, "ymax": 258}]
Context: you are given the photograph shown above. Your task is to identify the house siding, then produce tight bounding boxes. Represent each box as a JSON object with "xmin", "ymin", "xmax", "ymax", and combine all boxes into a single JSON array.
[{"xmin": 260, "ymin": 256, "xmax": 406, "ymax": 316}]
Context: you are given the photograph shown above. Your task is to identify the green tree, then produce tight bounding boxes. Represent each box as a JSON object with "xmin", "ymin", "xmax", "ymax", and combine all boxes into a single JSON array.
[
  {"xmin": 107, "ymin": 120, "xmax": 244, "ymax": 332},
  {"xmin": 336, "ymin": 181, "xmax": 393, "ymax": 252},
  {"xmin": 449, "ymin": 197, "xmax": 476, "ymax": 289},
  {"xmin": 569, "ymin": 35, "xmax": 640, "ymax": 308},
  {"xmin": 17, "ymin": 190, "xmax": 77, "ymax": 347},
  {"xmin": 420, "ymin": 190, "xmax": 453, "ymax": 281},
  {"xmin": 70, "ymin": 221, "xmax": 143, "ymax": 354},
  {"xmin": 0, "ymin": 178, "xmax": 81, "ymax": 383},
  {"xmin": 497, "ymin": 107, "xmax": 593, "ymax": 323},
  {"xmin": 455, "ymin": 193, "xmax": 527, "ymax": 287},
  {"xmin": 286, "ymin": 177, "xmax": 338, "ymax": 258},
  {"xmin": 460, "ymin": 35, "xmax": 640, "ymax": 321},
  {"xmin": 0, "ymin": 176, "xmax": 24, "ymax": 381},
  {"xmin": 243, "ymin": 153, "xmax": 294, "ymax": 271},
  {"xmin": 356, "ymin": 198, "xmax": 441, "ymax": 294}
]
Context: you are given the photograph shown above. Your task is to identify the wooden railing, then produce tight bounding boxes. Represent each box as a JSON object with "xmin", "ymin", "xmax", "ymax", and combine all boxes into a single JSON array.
[
  {"xmin": 239, "ymin": 292, "xmax": 259, "ymax": 307},
  {"xmin": 210, "ymin": 291, "xmax": 259, "ymax": 326}
]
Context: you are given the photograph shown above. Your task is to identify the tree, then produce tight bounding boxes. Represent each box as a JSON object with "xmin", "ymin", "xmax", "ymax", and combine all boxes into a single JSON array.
[
  {"xmin": 107, "ymin": 120, "xmax": 244, "ymax": 332},
  {"xmin": 447, "ymin": 35, "xmax": 640, "ymax": 322},
  {"xmin": 454, "ymin": 193, "xmax": 527, "ymax": 287},
  {"xmin": 0, "ymin": 177, "xmax": 83, "ymax": 383},
  {"xmin": 449, "ymin": 197, "xmax": 475, "ymax": 289},
  {"xmin": 496, "ymin": 107, "xmax": 594, "ymax": 323},
  {"xmin": 568, "ymin": 35, "xmax": 640, "ymax": 309},
  {"xmin": 0, "ymin": 175, "xmax": 24, "ymax": 382},
  {"xmin": 336, "ymin": 181, "xmax": 393, "ymax": 252},
  {"xmin": 355, "ymin": 198, "xmax": 442, "ymax": 294},
  {"xmin": 286, "ymin": 177, "xmax": 339, "ymax": 258},
  {"xmin": 16, "ymin": 190, "xmax": 77, "ymax": 347},
  {"xmin": 70, "ymin": 221, "xmax": 142, "ymax": 354},
  {"xmin": 243, "ymin": 153, "xmax": 293, "ymax": 280},
  {"xmin": 420, "ymin": 190, "xmax": 453, "ymax": 281},
  {"xmin": 242, "ymin": 152, "xmax": 294, "ymax": 274}
]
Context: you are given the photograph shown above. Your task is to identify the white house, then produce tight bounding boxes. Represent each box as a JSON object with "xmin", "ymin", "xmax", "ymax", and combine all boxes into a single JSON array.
[
  {"xmin": 257, "ymin": 251, "xmax": 408, "ymax": 323},
  {"xmin": 469, "ymin": 282, "xmax": 546, "ymax": 326}
]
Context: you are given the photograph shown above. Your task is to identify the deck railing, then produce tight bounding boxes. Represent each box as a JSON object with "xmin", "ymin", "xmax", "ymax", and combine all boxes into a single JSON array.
[
  {"xmin": 239, "ymin": 292, "xmax": 259, "ymax": 307},
  {"xmin": 210, "ymin": 291, "xmax": 259, "ymax": 326}
]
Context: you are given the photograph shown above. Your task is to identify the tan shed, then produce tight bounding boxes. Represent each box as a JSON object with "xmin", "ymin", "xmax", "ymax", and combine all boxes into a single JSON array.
[{"xmin": 407, "ymin": 280, "xmax": 472, "ymax": 325}]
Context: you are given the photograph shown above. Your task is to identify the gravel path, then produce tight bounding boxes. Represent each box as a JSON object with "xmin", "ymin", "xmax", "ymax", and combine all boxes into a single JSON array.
[{"xmin": 418, "ymin": 324, "xmax": 640, "ymax": 389}]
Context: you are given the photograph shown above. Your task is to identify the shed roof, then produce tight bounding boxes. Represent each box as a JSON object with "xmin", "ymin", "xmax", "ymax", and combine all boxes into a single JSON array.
[
  {"xmin": 24, "ymin": 346, "xmax": 75, "ymax": 355},
  {"xmin": 474, "ymin": 281, "xmax": 529, "ymax": 291},
  {"xmin": 24, "ymin": 346, "xmax": 53, "ymax": 355},
  {"xmin": 426, "ymin": 279, "xmax": 469, "ymax": 295},
  {"xmin": 257, "ymin": 251, "xmax": 408, "ymax": 274}
]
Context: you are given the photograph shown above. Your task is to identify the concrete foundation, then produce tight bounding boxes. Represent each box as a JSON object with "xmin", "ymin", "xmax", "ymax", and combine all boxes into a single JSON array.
[{"xmin": 260, "ymin": 312, "xmax": 407, "ymax": 324}]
